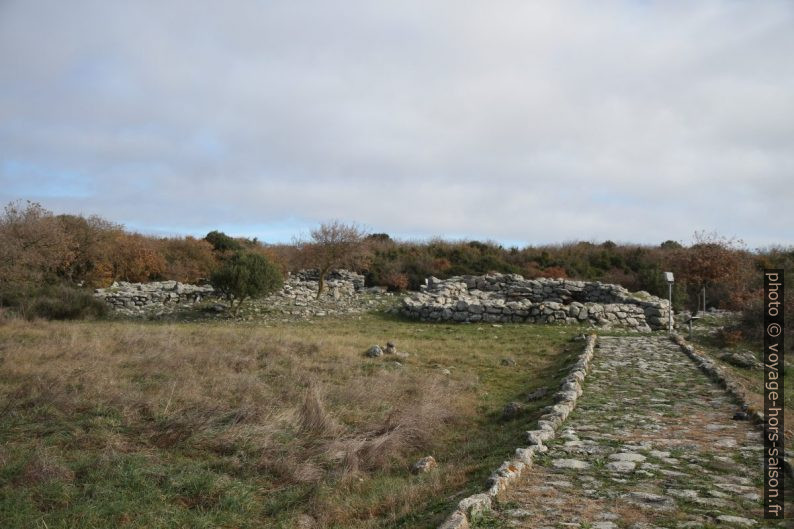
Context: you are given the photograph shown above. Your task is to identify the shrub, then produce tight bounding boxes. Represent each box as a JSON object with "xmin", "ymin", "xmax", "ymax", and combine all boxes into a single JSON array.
[
  {"xmin": 158, "ymin": 236, "xmax": 217, "ymax": 283},
  {"xmin": 381, "ymin": 272, "xmax": 409, "ymax": 291},
  {"xmin": 0, "ymin": 283, "xmax": 108, "ymax": 320},
  {"xmin": 109, "ymin": 233, "xmax": 167, "ymax": 283},
  {"xmin": 210, "ymin": 252, "xmax": 284, "ymax": 314}
]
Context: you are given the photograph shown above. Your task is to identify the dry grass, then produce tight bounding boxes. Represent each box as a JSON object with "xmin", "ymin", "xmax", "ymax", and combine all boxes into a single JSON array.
[{"xmin": 0, "ymin": 314, "xmax": 580, "ymax": 528}]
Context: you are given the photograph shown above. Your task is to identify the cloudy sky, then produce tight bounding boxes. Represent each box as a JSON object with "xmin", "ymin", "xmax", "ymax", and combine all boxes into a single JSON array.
[{"xmin": 1, "ymin": 1, "xmax": 792, "ymax": 247}]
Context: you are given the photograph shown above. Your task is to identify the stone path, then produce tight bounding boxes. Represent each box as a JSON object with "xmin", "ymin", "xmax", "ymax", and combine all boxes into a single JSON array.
[{"xmin": 492, "ymin": 335, "xmax": 789, "ymax": 528}]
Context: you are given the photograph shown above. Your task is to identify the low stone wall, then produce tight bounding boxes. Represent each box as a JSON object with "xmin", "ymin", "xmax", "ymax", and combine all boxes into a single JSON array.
[
  {"xmin": 671, "ymin": 334, "xmax": 793, "ymax": 480},
  {"xmin": 439, "ymin": 334, "xmax": 598, "ymax": 529},
  {"xmin": 94, "ymin": 270, "xmax": 368, "ymax": 317},
  {"xmin": 94, "ymin": 281, "xmax": 215, "ymax": 316},
  {"xmin": 401, "ymin": 274, "xmax": 671, "ymax": 331}
]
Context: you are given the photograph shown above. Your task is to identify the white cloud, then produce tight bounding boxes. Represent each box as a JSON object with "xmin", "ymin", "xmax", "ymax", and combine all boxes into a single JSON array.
[{"xmin": 1, "ymin": 0, "xmax": 792, "ymax": 246}]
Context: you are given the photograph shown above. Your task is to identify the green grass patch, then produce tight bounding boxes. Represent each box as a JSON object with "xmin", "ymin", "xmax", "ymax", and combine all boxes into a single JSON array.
[{"xmin": 0, "ymin": 314, "xmax": 586, "ymax": 528}]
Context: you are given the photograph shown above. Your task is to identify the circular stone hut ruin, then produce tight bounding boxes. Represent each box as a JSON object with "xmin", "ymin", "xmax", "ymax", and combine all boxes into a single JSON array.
[{"xmin": 400, "ymin": 273, "xmax": 672, "ymax": 332}]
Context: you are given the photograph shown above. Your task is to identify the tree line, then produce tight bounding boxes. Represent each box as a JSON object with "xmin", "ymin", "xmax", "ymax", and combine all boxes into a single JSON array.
[{"xmin": 1, "ymin": 200, "xmax": 791, "ymax": 323}]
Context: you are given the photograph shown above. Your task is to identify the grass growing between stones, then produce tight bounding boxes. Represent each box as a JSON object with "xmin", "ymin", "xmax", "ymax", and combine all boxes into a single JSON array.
[
  {"xmin": 685, "ymin": 313, "xmax": 794, "ymax": 452},
  {"xmin": 0, "ymin": 314, "xmax": 584, "ymax": 529}
]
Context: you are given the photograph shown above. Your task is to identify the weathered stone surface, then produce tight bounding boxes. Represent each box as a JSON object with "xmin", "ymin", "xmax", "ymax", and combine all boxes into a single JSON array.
[
  {"xmin": 719, "ymin": 351, "xmax": 759, "ymax": 369},
  {"xmin": 411, "ymin": 455, "xmax": 437, "ymax": 474},
  {"xmin": 715, "ymin": 515, "xmax": 756, "ymax": 526},
  {"xmin": 605, "ymin": 460, "xmax": 636, "ymax": 472},
  {"xmin": 365, "ymin": 345, "xmax": 383, "ymax": 357},
  {"xmin": 502, "ymin": 402, "xmax": 523, "ymax": 420},
  {"xmin": 551, "ymin": 459, "xmax": 590, "ymax": 470},
  {"xmin": 95, "ymin": 269, "xmax": 378, "ymax": 319},
  {"xmin": 526, "ymin": 387, "xmax": 549, "ymax": 401},
  {"xmin": 457, "ymin": 493, "xmax": 491, "ymax": 517},
  {"xmin": 489, "ymin": 335, "xmax": 786, "ymax": 528},
  {"xmin": 402, "ymin": 273, "xmax": 668, "ymax": 331}
]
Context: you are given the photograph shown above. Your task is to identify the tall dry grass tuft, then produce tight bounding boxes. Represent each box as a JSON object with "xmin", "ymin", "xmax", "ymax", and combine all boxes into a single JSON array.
[{"xmin": 298, "ymin": 386, "xmax": 339, "ymax": 439}]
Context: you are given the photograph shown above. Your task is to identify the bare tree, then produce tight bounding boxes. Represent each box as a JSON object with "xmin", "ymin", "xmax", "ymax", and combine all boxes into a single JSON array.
[{"xmin": 299, "ymin": 221, "xmax": 369, "ymax": 298}]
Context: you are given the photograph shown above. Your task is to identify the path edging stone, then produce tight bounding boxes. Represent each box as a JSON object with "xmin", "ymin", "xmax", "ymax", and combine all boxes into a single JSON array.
[
  {"xmin": 670, "ymin": 333, "xmax": 793, "ymax": 480},
  {"xmin": 437, "ymin": 333, "xmax": 598, "ymax": 528}
]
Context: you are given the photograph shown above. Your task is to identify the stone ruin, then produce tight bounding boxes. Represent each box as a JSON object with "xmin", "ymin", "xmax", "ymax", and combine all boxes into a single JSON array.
[
  {"xmin": 94, "ymin": 269, "xmax": 671, "ymax": 330},
  {"xmin": 94, "ymin": 269, "xmax": 368, "ymax": 317},
  {"xmin": 94, "ymin": 280, "xmax": 214, "ymax": 316},
  {"xmin": 400, "ymin": 273, "xmax": 672, "ymax": 332}
]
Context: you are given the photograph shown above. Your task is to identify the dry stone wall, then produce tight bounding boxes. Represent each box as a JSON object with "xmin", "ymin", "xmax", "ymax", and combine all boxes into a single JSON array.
[
  {"xmin": 94, "ymin": 269, "xmax": 368, "ymax": 317},
  {"xmin": 401, "ymin": 273, "xmax": 672, "ymax": 331},
  {"xmin": 94, "ymin": 281, "xmax": 214, "ymax": 316}
]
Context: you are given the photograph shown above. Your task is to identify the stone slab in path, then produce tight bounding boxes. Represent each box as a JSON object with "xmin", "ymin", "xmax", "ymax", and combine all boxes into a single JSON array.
[{"xmin": 493, "ymin": 335, "xmax": 791, "ymax": 528}]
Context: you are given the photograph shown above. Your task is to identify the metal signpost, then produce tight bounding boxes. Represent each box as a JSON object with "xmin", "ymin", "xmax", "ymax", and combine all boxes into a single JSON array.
[{"xmin": 663, "ymin": 272, "xmax": 674, "ymax": 332}]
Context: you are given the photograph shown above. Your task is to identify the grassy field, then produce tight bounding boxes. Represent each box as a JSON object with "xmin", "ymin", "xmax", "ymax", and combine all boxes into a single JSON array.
[{"xmin": 0, "ymin": 313, "xmax": 585, "ymax": 529}]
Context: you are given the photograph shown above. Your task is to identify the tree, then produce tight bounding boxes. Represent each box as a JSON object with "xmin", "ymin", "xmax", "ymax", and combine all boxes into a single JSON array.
[
  {"xmin": 56, "ymin": 213, "xmax": 122, "ymax": 286},
  {"xmin": 204, "ymin": 230, "xmax": 244, "ymax": 253},
  {"xmin": 299, "ymin": 221, "xmax": 369, "ymax": 298},
  {"xmin": 670, "ymin": 231, "xmax": 747, "ymax": 312},
  {"xmin": 210, "ymin": 252, "xmax": 284, "ymax": 315},
  {"xmin": 660, "ymin": 240, "xmax": 682, "ymax": 250}
]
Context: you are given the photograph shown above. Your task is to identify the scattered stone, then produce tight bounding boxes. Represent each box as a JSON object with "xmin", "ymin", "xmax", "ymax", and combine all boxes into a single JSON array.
[
  {"xmin": 623, "ymin": 492, "xmax": 675, "ymax": 510},
  {"xmin": 500, "ymin": 357, "xmax": 517, "ymax": 367},
  {"xmin": 295, "ymin": 514, "xmax": 316, "ymax": 529},
  {"xmin": 502, "ymin": 402, "xmax": 523, "ymax": 420},
  {"xmin": 719, "ymin": 352, "xmax": 759, "ymax": 369},
  {"xmin": 504, "ymin": 508, "xmax": 532, "ymax": 518},
  {"xmin": 592, "ymin": 522, "xmax": 618, "ymax": 529},
  {"xmin": 526, "ymin": 387, "xmax": 549, "ymax": 401},
  {"xmin": 411, "ymin": 456, "xmax": 437, "ymax": 474},
  {"xmin": 605, "ymin": 461, "xmax": 636, "ymax": 472},
  {"xmin": 551, "ymin": 459, "xmax": 590, "ymax": 470},
  {"xmin": 714, "ymin": 515, "xmax": 756, "ymax": 526},
  {"xmin": 732, "ymin": 412, "xmax": 751, "ymax": 421},
  {"xmin": 667, "ymin": 489, "xmax": 699, "ymax": 500},
  {"xmin": 384, "ymin": 341, "xmax": 397, "ymax": 354},
  {"xmin": 609, "ymin": 452, "xmax": 646, "ymax": 463},
  {"xmin": 365, "ymin": 345, "xmax": 383, "ymax": 357}
]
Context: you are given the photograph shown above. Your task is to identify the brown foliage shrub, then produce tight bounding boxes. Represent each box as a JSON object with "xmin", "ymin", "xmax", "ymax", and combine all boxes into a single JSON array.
[
  {"xmin": 0, "ymin": 201, "xmax": 74, "ymax": 284},
  {"xmin": 536, "ymin": 266, "xmax": 568, "ymax": 279},
  {"xmin": 381, "ymin": 272, "xmax": 409, "ymax": 291},
  {"xmin": 109, "ymin": 233, "xmax": 167, "ymax": 282},
  {"xmin": 715, "ymin": 327, "xmax": 744, "ymax": 347},
  {"xmin": 158, "ymin": 237, "xmax": 217, "ymax": 283}
]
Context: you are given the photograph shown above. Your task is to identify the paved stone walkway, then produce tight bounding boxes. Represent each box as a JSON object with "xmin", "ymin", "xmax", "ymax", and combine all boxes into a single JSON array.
[{"xmin": 493, "ymin": 335, "xmax": 789, "ymax": 528}]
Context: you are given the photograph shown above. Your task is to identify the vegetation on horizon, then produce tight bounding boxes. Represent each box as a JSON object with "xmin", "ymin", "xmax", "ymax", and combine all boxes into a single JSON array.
[{"xmin": 0, "ymin": 199, "xmax": 791, "ymax": 350}]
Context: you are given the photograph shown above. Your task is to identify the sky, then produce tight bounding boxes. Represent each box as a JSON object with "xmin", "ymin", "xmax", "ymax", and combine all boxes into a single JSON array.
[{"xmin": 1, "ymin": 1, "xmax": 793, "ymax": 248}]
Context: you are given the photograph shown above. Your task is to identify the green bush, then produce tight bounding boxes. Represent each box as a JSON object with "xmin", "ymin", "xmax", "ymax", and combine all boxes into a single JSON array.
[
  {"xmin": 210, "ymin": 252, "xmax": 284, "ymax": 314},
  {"xmin": 204, "ymin": 230, "xmax": 244, "ymax": 253}
]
